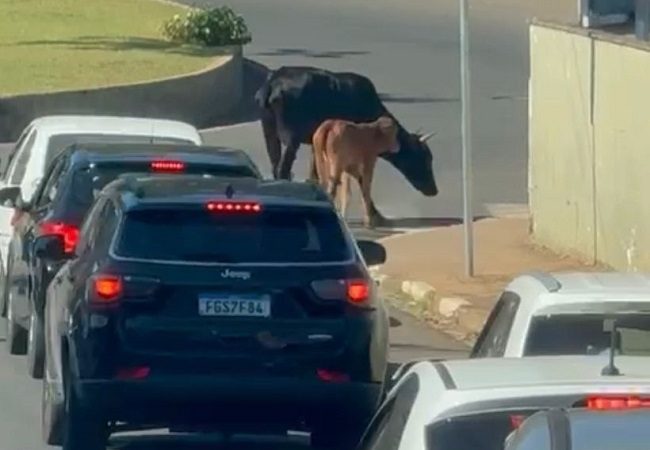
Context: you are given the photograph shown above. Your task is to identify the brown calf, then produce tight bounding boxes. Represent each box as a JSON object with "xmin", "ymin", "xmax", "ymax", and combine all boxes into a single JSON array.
[{"xmin": 311, "ymin": 116, "xmax": 399, "ymax": 228}]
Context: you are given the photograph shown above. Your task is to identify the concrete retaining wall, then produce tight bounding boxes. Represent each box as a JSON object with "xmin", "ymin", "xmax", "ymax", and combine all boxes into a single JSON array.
[
  {"xmin": 529, "ymin": 22, "xmax": 650, "ymax": 271},
  {"xmin": 0, "ymin": 47, "xmax": 243, "ymax": 142}
]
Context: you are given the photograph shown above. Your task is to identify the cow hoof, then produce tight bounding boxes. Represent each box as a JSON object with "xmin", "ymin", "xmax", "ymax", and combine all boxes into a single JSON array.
[{"xmin": 366, "ymin": 214, "xmax": 389, "ymax": 229}]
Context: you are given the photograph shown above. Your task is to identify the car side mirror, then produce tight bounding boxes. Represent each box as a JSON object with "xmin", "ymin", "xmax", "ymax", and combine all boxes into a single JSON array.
[
  {"xmin": 0, "ymin": 186, "xmax": 22, "ymax": 208},
  {"xmin": 357, "ymin": 240, "xmax": 387, "ymax": 266},
  {"xmin": 33, "ymin": 235, "xmax": 68, "ymax": 261}
]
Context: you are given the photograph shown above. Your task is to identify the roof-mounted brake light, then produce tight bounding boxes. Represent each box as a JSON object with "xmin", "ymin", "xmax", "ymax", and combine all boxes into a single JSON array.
[
  {"xmin": 150, "ymin": 160, "xmax": 186, "ymax": 172},
  {"xmin": 206, "ymin": 201, "xmax": 261, "ymax": 213},
  {"xmin": 587, "ymin": 396, "xmax": 650, "ymax": 410}
]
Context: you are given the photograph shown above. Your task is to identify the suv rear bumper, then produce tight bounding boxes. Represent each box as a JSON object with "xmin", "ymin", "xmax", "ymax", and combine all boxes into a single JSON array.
[{"xmin": 76, "ymin": 375, "xmax": 382, "ymax": 427}]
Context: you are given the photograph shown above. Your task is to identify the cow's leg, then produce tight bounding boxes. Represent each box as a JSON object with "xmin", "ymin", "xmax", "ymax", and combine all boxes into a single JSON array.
[
  {"xmin": 359, "ymin": 164, "xmax": 387, "ymax": 229},
  {"xmin": 277, "ymin": 140, "xmax": 300, "ymax": 180},
  {"xmin": 260, "ymin": 109, "xmax": 282, "ymax": 179}
]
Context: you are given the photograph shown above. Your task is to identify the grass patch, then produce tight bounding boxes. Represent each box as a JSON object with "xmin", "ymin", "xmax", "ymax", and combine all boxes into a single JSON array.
[{"xmin": 0, "ymin": 0, "xmax": 228, "ymax": 96}]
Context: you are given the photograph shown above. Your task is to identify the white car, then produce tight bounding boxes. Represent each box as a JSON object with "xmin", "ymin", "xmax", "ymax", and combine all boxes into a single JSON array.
[
  {"xmin": 356, "ymin": 355, "xmax": 650, "ymax": 450},
  {"xmin": 0, "ymin": 115, "xmax": 202, "ymax": 274},
  {"xmin": 469, "ymin": 271, "xmax": 650, "ymax": 358}
]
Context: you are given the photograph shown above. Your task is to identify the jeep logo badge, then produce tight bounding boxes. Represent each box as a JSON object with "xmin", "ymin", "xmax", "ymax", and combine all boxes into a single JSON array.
[{"xmin": 220, "ymin": 269, "xmax": 251, "ymax": 280}]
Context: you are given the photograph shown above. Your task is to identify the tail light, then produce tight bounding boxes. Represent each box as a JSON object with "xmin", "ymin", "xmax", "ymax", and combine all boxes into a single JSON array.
[
  {"xmin": 39, "ymin": 221, "xmax": 79, "ymax": 254},
  {"xmin": 116, "ymin": 366, "xmax": 151, "ymax": 380},
  {"xmin": 87, "ymin": 275, "xmax": 160, "ymax": 308},
  {"xmin": 311, "ymin": 279, "xmax": 371, "ymax": 305},
  {"xmin": 317, "ymin": 369, "xmax": 350, "ymax": 383},
  {"xmin": 150, "ymin": 160, "xmax": 186, "ymax": 172},
  {"xmin": 586, "ymin": 395, "xmax": 650, "ymax": 410},
  {"xmin": 206, "ymin": 201, "xmax": 262, "ymax": 213},
  {"xmin": 91, "ymin": 275, "xmax": 123, "ymax": 305}
]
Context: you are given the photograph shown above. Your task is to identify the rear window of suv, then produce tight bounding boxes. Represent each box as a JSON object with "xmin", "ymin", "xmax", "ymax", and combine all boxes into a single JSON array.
[
  {"xmin": 426, "ymin": 410, "xmax": 539, "ymax": 450},
  {"xmin": 114, "ymin": 207, "xmax": 352, "ymax": 264},
  {"xmin": 69, "ymin": 163, "xmax": 258, "ymax": 209},
  {"xmin": 47, "ymin": 134, "xmax": 195, "ymax": 167}
]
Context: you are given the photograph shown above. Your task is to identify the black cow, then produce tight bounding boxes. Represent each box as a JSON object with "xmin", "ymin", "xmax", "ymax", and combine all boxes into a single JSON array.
[{"xmin": 255, "ymin": 66, "xmax": 439, "ymax": 198}]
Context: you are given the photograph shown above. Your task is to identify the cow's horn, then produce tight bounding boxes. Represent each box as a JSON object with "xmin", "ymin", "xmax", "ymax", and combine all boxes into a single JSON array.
[{"xmin": 419, "ymin": 131, "xmax": 438, "ymax": 142}]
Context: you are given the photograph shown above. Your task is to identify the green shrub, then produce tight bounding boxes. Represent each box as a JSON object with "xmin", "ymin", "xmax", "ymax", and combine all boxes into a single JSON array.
[{"xmin": 162, "ymin": 6, "xmax": 252, "ymax": 47}]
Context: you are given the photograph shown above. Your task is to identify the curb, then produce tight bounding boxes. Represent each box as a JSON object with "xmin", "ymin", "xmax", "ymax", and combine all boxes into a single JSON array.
[
  {"xmin": 0, "ymin": 48, "xmax": 244, "ymax": 142},
  {"xmin": 369, "ymin": 266, "xmax": 486, "ymax": 345}
]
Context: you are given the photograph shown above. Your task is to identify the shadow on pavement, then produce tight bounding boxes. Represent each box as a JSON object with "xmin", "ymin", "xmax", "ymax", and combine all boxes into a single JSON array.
[
  {"xmin": 253, "ymin": 48, "xmax": 370, "ymax": 59},
  {"xmin": 348, "ymin": 215, "xmax": 491, "ymax": 231},
  {"xmin": 379, "ymin": 93, "xmax": 459, "ymax": 105},
  {"xmin": 12, "ymin": 36, "xmax": 226, "ymax": 58}
]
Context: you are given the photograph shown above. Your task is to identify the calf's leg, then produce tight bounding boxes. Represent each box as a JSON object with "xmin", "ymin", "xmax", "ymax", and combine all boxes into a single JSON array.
[
  {"xmin": 358, "ymin": 163, "xmax": 387, "ymax": 228},
  {"xmin": 339, "ymin": 173, "xmax": 351, "ymax": 220}
]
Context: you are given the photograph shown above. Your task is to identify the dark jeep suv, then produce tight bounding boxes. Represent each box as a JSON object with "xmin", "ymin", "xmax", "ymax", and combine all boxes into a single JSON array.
[{"xmin": 38, "ymin": 175, "xmax": 389, "ymax": 450}]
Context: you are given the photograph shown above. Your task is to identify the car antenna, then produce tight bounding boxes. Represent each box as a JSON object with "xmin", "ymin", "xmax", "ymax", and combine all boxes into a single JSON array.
[
  {"xmin": 601, "ymin": 318, "xmax": 621, "ymax": 376},
  {"xmin": 225, "ymin": 183, "xmax": 234, "ymax": 199}
]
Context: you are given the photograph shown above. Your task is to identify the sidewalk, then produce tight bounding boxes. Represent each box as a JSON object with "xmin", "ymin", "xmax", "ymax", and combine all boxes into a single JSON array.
[{"xmin": 373, "ymin": 216, "xmax": 610, "ymax": 344}]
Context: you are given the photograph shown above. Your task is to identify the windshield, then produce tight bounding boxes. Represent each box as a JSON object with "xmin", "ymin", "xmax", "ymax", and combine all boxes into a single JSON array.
[
  {"xmin": 114, "ymin": 208, "xmax": 352, "ymax": 264},
  {"xmin": 524, "ymin": 313, "xmax": 650, "ymax": 356},
  {"xmin": 426, "ymin": 410, "xmax": 539, "ymax": 450},
  {"xmin": 47, "ymin": 134, "xmax": 195, "ymax": 167}
]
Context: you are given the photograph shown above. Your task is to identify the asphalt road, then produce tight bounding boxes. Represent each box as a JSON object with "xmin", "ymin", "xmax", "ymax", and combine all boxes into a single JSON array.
[
  {"xmin": 0, "ymin": 307, "xmax": 466, "ymax": 450},
  {"xmin": 193, "ymin": 0, "xmax": 530, "ymax": 224}
]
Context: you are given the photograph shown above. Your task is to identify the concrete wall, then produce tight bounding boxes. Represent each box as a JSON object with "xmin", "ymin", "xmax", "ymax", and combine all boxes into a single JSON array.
[
  {"xmin": 0, "ymin": 47, "xmax": 243, "ymax": 142},
  {"xmin": 530, "ymin": 22, "xmax": 650, "ymax": 271}
]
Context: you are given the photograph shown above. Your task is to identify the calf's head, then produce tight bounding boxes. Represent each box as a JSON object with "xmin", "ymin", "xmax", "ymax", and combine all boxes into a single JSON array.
[{"xmin": 384, "ymin": 130, "xmax": 438, "ymax": 196}]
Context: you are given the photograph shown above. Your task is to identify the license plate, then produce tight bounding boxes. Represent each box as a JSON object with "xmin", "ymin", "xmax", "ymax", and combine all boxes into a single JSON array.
[{"xmin": 198, "ymin": 294, "xmax": 271, "ymax": 318}]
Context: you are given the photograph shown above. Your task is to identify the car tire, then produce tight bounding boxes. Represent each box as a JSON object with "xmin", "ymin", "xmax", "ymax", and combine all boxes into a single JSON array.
[
  {"xmin": 5, "ymin": 291, "xmax": 27, "ymax": 355},
  {"xmin": 42, "ymin": 377, "xmax": 64, "ymax": 446},
  {"xmin": 27, "ymin": 308, "xmax": 45, "ymax": 379},
  {"xmin": 62, "ymin": 376, "xmax": 108, "ymax": 450}
]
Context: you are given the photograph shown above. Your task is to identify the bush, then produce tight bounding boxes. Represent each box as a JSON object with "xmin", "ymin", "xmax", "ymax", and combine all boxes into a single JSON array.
[{"xmin": 162, "ymin": 6, "xmax": 252, "ymax": 47}]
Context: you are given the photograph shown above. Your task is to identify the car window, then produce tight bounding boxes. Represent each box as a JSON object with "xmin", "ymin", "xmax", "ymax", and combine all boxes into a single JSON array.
[
  {"xmin": 426, "ymin": 409, "xmax": 540, "ymax": 450},
  {"xmin": 45, "ymin": 134, "xmax": 195, "ymax": 168},
  {"xmin": 9, "ymin": 130, "xmax": 37, "ymax": 185},
  {"xmin": 3, "ymin": 126, "xmax": 32, "ymax": 180},
  {"xmin": 357, "ymin": 374, "xmax": 419, "ymax": 450},
  {"xmin": 92, "ymin": 201, "xmax": 119, "ymax": 256},
  {"xmin": 70, "ymin": 163, "xmax": 258, "ymax": 209},
  {"xmin": 524, "ymin": 313, "xmax": 650, "ymax": 356},
  {"xmin": 34, "ymin": 155, "xmax": 68, "ymax": 209},
  {"xmin": 114, "ymin": 207, "xmax": 352, "ymax": 264},
  {"xmin": 471, "ymin": 291, "xmax": 520, "ymax": 358},
  {"xmin": 503, "ymin": 412, "xmax": 552, "ymax": 450},
  {"xmin": 76, "ymin": 196, "xmax": 107, "ymax": 256}
]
